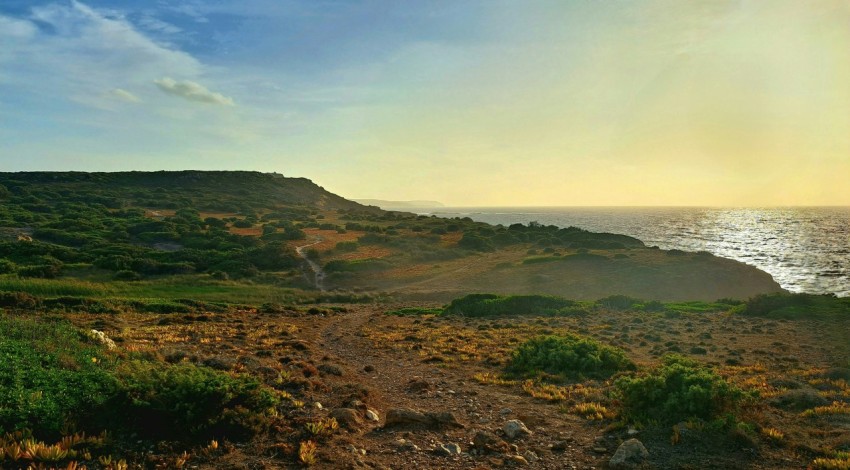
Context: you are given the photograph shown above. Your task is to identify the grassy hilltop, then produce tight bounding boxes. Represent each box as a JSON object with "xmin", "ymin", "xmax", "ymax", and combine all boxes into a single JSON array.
[
  {"xmin": 1, "ymin": 171, "xmax": 847, "ymax": 469},
  {"xmin": 0, "ymin": 170, "xmax": 781, "ymax": 305}
]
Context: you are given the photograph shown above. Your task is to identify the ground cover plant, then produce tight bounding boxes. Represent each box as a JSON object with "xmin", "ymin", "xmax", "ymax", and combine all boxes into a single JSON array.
[{"xmin": 0, "ymin": 312, "xmax": 282, "ymax": 467}]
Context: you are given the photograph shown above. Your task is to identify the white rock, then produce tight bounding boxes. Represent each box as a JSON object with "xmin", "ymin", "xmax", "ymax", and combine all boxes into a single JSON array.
[
  {"xmin": 365, "ymin": 409, "xmax": 380, "ymax": 422},
  {"xmin": 89, "ymin": 329, "xmax": 116, "ymax": 350},
  {"xmin": 503, "ymin": 419, "xmax": 532, "ymax": 440}
]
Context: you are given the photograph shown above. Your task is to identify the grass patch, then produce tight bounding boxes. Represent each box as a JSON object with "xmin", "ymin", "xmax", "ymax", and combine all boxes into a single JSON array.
[
  {"xmin": 0, "ymin": 276, "xmax": 112, "ymax": 297},
  {"xmin": 741, "ymin": 293, "xmax": 850, "ymax": 319}
]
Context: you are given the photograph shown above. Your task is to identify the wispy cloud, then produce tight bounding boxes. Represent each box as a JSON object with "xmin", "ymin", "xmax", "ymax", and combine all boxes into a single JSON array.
[
  {"xmin": 108, "ymin": 88, "xmax": 141, "ymax": 103},
  {"xmin": 154, "ymin": 78, "xmax": 235, "ymax": 106},
  {"xmin": 0, "ymin": 1, "xmax": 201, "ymax": 105}
]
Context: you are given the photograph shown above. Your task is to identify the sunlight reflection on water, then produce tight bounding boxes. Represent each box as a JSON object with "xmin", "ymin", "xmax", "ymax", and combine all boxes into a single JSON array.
[{"xmin": 423, "ymin": 207, "xmax": 850, "ymax": 297}]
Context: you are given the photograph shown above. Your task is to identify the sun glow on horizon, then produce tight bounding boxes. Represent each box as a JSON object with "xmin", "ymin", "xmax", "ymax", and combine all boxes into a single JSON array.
[{"xmin": 1, "ymin": 1, "xmax": 849, "ymax": 206}]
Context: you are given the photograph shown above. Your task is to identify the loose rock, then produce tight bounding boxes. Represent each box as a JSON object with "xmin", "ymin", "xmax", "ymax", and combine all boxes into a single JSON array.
[
  {"xmin": 503, "ymin": 420, "xmax": 531, "ymax": 440},
  {"xmin": 434, "ymin": 442, "xmax": 462, "ymax": 456},
  {"xmin": 473, "ymin": 430, "xmax": 509, "ymax": 453},
  {"xmin": 330, "ymin": 408, "xmax": 362, "ymax": 429},
  {"xmin": 365, "ymin": 409, "xmax": 380, "ymax": 422},
  {"xmin": 609, "ymin": 438, "xmax": 649, "ymax": 469},
  {"xmin": 395, "ymin": 439, "xmax": 420, "ymax": 452}
]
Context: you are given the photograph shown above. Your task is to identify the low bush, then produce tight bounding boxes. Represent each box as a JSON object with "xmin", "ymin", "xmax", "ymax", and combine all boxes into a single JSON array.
[
  {"xmin": 335, "ymin": 241, "xmax": 358, "ymax": 252},
  {"xmin": 507, "ymin": 335, "xmax": 634, "ymax": 380},
  {"xmin": 443, "ymin": 294, "xmax": 578, "ymax": 317},
  {"xmin": 741, "ymin": 293, "xmax": 850, "ymax": 319},
  {"xmin": 113, "ymin": 361, "xmax": 279, "ymax": 440},
  {"xmin": 0, "ymin": 314, "xmax": 117, "ymax": 437},
  {"xmin": 616, "ymin": 354, "xmax": 750, "ymax": 423},
  {"xmin": 0, "ymin": 314, "xmax": 280, "ymax": 442}
]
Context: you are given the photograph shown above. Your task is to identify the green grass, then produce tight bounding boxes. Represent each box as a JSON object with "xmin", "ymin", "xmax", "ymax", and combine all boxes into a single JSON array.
[
  {"xmin": 0, "ymin": 276, "xmax": 113, "ymax": 297},
  {"xmin": 741, "ymin": 293, "xmax": 850, "ymax": 319}
]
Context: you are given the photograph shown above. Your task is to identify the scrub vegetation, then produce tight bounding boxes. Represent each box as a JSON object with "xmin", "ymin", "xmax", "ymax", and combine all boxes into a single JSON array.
[{"xmin": 0, "ymin": 171, "xmax": 845, "ymax": 468}]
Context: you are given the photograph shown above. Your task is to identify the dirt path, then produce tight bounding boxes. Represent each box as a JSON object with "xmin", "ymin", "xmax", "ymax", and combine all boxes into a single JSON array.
[
  {"xmin": 301, "ymin": 307, "xmax": 602, "ymax": 469},
  {"xmin": 295, "ymin": 237, "xmax": 326, "ymax": 290}
]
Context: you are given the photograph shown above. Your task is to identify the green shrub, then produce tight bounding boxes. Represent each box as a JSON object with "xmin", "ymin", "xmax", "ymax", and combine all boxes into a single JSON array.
[
  {"xmin": 140, "ymin": 301, "xmax": 192, "ymax": 314},
  {"xmin": 741, "ymin": 293, "xmax": 850, "ymax": 319},
  {"xmin": 232, "ymin": 219, "xmax": 253, "ymax": 228},
  {"xmin": 443, "ymin": 294, "xmax": 577, "ymax": 317},
  {"xmin": 616, "ymin": 354, "xmax": 749, "ymax": 423},
  {"xmin": 596, "ymin": 294, "xmax": 641, "ymax": 311},
  {"xmin": 335, "ymin": 241, "xmax": 358, "ymax": 252},
  {"xmin": 507, "ymin": 335, "xmax": 634, "ymax": 380},
  {"xmin": 0, "ymin": 259, "xmax": 17, "ymax": 274},
  {"xmin": 114, "ymin": 269, "xmax": 142, "ymax": 281},
  {"xmin": 0, "ymin": 314, "xmax": 117, "ymax": 437},
  {"xmin": 113, "ymin": 361, "xmax": 279, "ymax": 440},
  {"xmin": 457, "ymin": 233, "xmax": 494, "ymax": 252},
  {"xmin": 17, "ymin": 263, "xmax": 62, "ymax": 279}
]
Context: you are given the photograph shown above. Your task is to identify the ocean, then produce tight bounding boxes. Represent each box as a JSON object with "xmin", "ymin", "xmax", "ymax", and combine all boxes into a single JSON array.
[{"xmin": 418, "ymin": 207, "xmax": 850, "ymax": 298}]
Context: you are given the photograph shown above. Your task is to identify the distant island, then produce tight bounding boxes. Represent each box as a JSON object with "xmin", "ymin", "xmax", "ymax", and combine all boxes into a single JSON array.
[{"xmin": 354, "ymin": 198, "xmax": 445, "ymax": 209}]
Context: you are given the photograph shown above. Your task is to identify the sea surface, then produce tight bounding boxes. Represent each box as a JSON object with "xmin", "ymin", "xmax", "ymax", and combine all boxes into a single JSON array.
[{"xmin": 418, "ymin": 207, "xmax": 850, "ymax": 297}]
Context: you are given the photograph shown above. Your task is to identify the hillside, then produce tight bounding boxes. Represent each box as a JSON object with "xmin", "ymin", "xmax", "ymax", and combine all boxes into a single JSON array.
[
  {"xmin": 354, "ymin": 199, "xmax": 445, "ymax": 209},
  {"xmin": 0, "ymin": 171, "xmax": 781, "ymax": 302},
  {"xmin": 7, "ymin": 171, "xmax": 845, "ymax": 470}
]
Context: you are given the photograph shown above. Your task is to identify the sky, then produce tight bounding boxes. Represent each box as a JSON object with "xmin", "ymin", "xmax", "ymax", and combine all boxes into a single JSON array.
[{"xmin": 1, "ymin": 0, "xmax": 849, "ymax": 206}]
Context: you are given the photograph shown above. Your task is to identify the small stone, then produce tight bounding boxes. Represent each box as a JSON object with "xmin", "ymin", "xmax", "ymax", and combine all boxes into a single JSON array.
[
  {"xmin": 503, "ymin": 420, "xmax": 532, "ymax": 440},
  {"xmin": 443, "ymin": 443, "xmax": 462, "ymax": 455},
  {"xmin": 313, "ymin": 402, "xmax": 323, "ymax": 409},
  {"xmin": 593, "ymin": 447, "xmax": 608, "ymax": 453},
  {"xmin": 364, "ymin": 365, "xmax": 375, "ymax": 372},
  {"xmin": 365, "ymin": 409, "xmax": 380, "ymax": 422},
  {"xmin": 626, "ymin": 427, "xmax": 639, "ymax": 436},
  {"xmin": 330, "ymin": 408, "xmax": 362, "ymax": 429},
  {"xmin": 473, "ymin": 430, "xmax": 508, "ymax": 453},
  {"xmin": 434, "ymin": 442, "xmax": 462, "ymax": 456},
  {"xmin": 500, "ymin": 408, "xmax": 513, "ymax": 415},
  {"xmin": 523, "ymin": 450, "xmax": 539, "ymax": 463},
  {"xmin": 609, "ymin": 438, "xmax": 649, "ymax": 469},
  {"xmin": 395, "ymin": 439, "xmax": 420, "ymax": 452},
  {"xmin": 551, "ymin": 440, "xmax": 568, "ymax": 451},
  {"xmin": 504, "ymin": 455, "xmax": 529, "ymax": 466}
]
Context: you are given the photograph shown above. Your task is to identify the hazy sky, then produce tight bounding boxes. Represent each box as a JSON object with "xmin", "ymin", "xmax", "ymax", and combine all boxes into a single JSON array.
[{"xmin": 2, "ymin": 1, "xmax": 849, "ymax": 206}]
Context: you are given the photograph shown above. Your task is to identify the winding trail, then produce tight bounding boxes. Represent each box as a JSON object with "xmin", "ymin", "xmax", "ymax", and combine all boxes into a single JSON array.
[{"xmin": 295, "ymin": 237, "xmax": 326, "ymax": 290}]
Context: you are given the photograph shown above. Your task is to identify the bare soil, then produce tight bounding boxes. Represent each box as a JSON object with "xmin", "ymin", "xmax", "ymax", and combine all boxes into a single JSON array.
[{"xmin": 69, "ymin": 303, "xmax": 850, "ymax": 469}]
